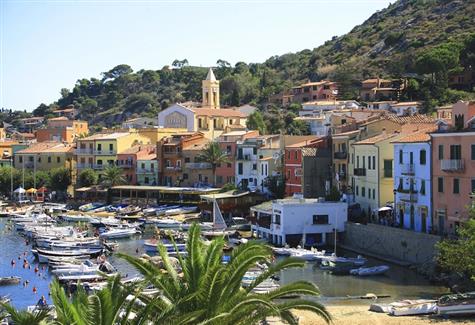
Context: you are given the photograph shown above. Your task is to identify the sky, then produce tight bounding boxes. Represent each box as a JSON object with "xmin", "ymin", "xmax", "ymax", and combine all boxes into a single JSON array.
[{"xmin": 1, "ymin": 0, "xmax": 394, "ymax": 111}]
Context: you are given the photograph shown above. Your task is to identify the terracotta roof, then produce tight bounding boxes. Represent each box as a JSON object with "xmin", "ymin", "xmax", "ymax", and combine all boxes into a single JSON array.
[
  {"xmin": 285, "ymin": 137, "xmax": 324, "ymax": 149},
  {"xmin": 81, "ymin": 132, "xmax": 131, "ymax": 140},
  {"xmin": 16, "ymin": 142, "xmax": 74, "ymax": 154},
  {"xmin": 391, "ymin": 132, "xmax": 431, "ymax": 143},
  {"xmin": 183, "ymin": 138, "xmax": 210, "ymax": 151},
  {"xmin": 353, "ymin": 132, "xmax": 400, "ymax": 145},
  {"xmin": 118, "ymin": 144, "xmax": 155, "ymax": 155},
  {"xmin": 49, "ymin": 116, "xmax": 69, "ymax": 121},
  {"xmin": 190, "ymin": 108, "xmax": 246, "ymax": 118}
]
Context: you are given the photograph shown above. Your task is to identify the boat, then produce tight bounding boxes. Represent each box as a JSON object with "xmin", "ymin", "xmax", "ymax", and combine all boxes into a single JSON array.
[
  {"xmin": 143, "ymin": 239, "xmax": 186, "ymax": 253},
  {"xmin": 34, "ymin": 248, "xmax": 103, "ymax": 263},
  {"xmin": 0, "ymin": 276, "xmax": 21, "ymax": 286},
  {"xmin": 165, "ymin": 206, "xmax": 197, "ymax": 216},
  {"xmin": 350, "ymin": 265, "xmax": 390, "ymax": 276},
  {"xmin": 390, "ymin": 299, "xmax": 438, "ymax": 316},
  {"xmin": 180, "ymin": 222, "xmax": 213, "ymax": 231},
  {"xmin": 79, "ymin": 202, "xmax": 104, "ymax": 212},
  {"xmin": 155, "ymin": 205, "xmax": 180, "ymax": 216},
  {"xmin": 60, "ymin": 214, "xmax": 94, "ymax": 222},
  {"xmin": 99, "ymin": 228, "xmax": 139, "ymax": 239},
  {"xmin": 201, "ymin": 200, "xmax": 235, "ymax": 237},
  {"xmin": 153, "ymin": 218, "xmax": 182, "ymax": 228},
  {"xmin": 437, "ymin": 292, "xmax": 475, "ymax": 316}
]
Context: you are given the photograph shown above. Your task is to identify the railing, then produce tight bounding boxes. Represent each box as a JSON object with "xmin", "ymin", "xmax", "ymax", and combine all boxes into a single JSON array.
[
  {"xmin": 185, "ymin": 162, "xmax": 212, "ymax": 170},
  {"xmin": 93, "ymin": 164, "xmax": 106, "ymax": 170},
  {"xmin": 165, "ymin": 166, "xmax": 182, "ymax": 171},
  {"xmin": 237, "ymin": 154, "xmax": 256, "ymax": 161},
  {"xmin": 399, "ymin": 192, "xmax": 418, "ymax": 203},
  {"xmin": 94, "ymin": 150, "xmax": 116, "ymax": 155},
  {"xmin": 354, "ymin": 168, "xmax": 366, "ymax": 176},
  {"xmin": 401, "ymin": 164, "xmax": 415, "ymax": 175},
  {"xmin": 75, "ymin": 149, "xmax": 94, "ymax": 155},
  {"xmin": 334, "ymin": 151, "xmax": 348, "ymax": 160},
  {"xmin": 77, "ymin": 163, "xmax": 94, "ymax": 169},
  {"xmin": 441, "ymin": 159, "xmax": 464, "ymax": 172},
  {"xmin": 136, "ymin": 168, "xmax": 156, "ymax": 174},
  {"xmin": 117, "ymin": 162, "xmax": 134, "ymax": 168}
]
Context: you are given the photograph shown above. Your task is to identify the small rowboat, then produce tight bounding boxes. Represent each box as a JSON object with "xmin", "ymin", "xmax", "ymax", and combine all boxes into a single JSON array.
[{"xmin": 0, "ymin": 276, "xmax": 21, "ymax": 286}]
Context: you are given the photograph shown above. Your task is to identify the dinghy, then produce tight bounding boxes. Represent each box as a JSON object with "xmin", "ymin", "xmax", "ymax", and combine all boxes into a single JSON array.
[
  {"xmin": 0, "ymin": 276, "xmax": 21, "ymax": 286},
  {"xmin": 350, "ymin": 265, "xmax": 389, "ymax": 276},
  {"xmin": 438, "ymin": 292, "xmax": 475, "ymax": 316}
]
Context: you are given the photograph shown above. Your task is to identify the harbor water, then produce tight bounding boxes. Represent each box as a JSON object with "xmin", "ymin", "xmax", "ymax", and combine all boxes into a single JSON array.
[{"xmin": 0, "ymin": 219, "xmax": 449, "ymax": 309}]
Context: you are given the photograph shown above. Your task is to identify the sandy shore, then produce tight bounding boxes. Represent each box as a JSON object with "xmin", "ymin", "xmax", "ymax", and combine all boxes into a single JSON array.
[{"xmin": 290, "ymin": 304, "xmax": 475, "ymax": 325}]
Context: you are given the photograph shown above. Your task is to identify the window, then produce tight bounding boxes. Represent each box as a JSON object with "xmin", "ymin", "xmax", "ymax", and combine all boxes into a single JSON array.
[
  {"xmin": 183, "ymin": 173, "xmax": 188, "ymax": 180},
  {"xmin": 97, "ymin": 159, "xmax": 103, "ymax": 165},
  {"xmin": 226, "ymin": 145, "xmax": 232, "ymax": 154},
  {"xmin": 176, "ymin": 160, "xmax": 181, "ymax": 167},
  {"xmin": 97, "ymin": 144, "xmax": 102, "ymax": 151},
  {"xmin": 274, "ymin": 214, "xmax": 281, "ymax": 225},
  {"xmin": 362, "ymin": 187, "xmax": 366, "ymax": 197},
  {"xmin": 438, "ymin": 177, "xmax": 444, "ymax": 193},
  {"xmin": 184, "ymin": 157, "xmax": 190, "ymax": 163},
  {"xmin": 227, "ymin": 163, "xmax": 232, "ymax": 168},
  {"xmin": 399, "ymin": 150, "xmax": 403, "ymax": 164},
  {"xmin": 238, "ymin": 163, "xmax": 243, "ymax": 175},
  {"xmin": 47, "ymin": 157, "xmax": 51, "ymax": 163},
  {"xmin": 351, "ymin": 153, "xmax": 354, "ymax": 165},
  {"xmin": 144, "ymin": 177, "xmax": 149, "ymax": 184},
  {"xmin": 472, "ymin": 145, "xmax": 475, "ymax": 160},
  {"xmin": 109, "ymin": 144, "xmax": 113, "ymax": 151},
  {"xmin": 362, "ymin": 155, "xmax": 365, "ymax": 168},
  {"xmin": 420, "ymin": 150, "xmax": 426, "ymax": 165},
  {"xmin": 356, "ymin": 186, "xmax": 359, "ymax": 196},
  {"xmin": 383, "ymin": 160, "xmax": 392, "ymax": 178},
  {"xmin": 409, "ymin": 152, "xmax": 414, "ymax": 164},
  {"xmin": 19, "ymin": 156, "xmax": 23, "ymax": 163},
  {"xmin": 294, "ymin": 151, "xmax": 298, "ymax": 160},
  {"xmin": 372, "ymin": 189, "xmax": 376, "ymax": 199},
  {"xmin": 453, "ymin": 178, "xmax": 460, "ymax": 194},
  {"xmin": 450, "ymin": 145, "xmax": 462, "ymax": 160},
  {"xmin": 368, "ymin": 156, "xmax": 371, "ymax": 170},
  {"xmin": 312, "ymin": 214, "xmax": 329, "ymax": 225},
  {"xmin": 57, "ymin": 157, "xmax": 60, "ymax": 163},
  {"xmin": 38, "ymin": 156, "xmax": 41, "ymax": 163},
  {"xmin": 252, "ymin": 164, "xmax": 257, "ymax": 170},
  {"xmin": 216, "ymin": 175, "xmax": 223, "ymax": 184},
  {"xmin": 438, "ymin": 145, "xmax": 444, "ymax": 160},
  {"xmin": 372, "ymin": 156, "xmax": 375, "ymax": 170},
  {"xmin": 141, "ymin": 163, "xmax": 145, "ymax": 169},
  {"xmin": 420, "ymin": 180, "xmax": 426, "ymax": 195},
  {"xmin": 472, "ymin": 179, "xmax": 475, "ymax": 194},
  {"xmin": 29, "ymin": 156, "xmax": 33, "ymax": 162},
  {"xmin": 356, "ymin": 156, "xmax": 359, "ymax": 168},
  {"xmin": 253, "ymin": 147, "xmax": 257, "ymax": 155}
]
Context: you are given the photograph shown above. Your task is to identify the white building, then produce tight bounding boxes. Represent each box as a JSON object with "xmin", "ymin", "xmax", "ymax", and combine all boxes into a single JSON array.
[
  {"xmin": 122, "ymin": 117, "xmax": 158, "ymax": 129},
  {"xmin": 251, "ymin": 196, "xmax": 348, "ymax": 246},
  {"xmin": 392, "ymin": 131, "xmax": 433, "ymax": 233},
  {"xmin": 390, "ymin": 102, "xmax": 421, "ymax": 116}
]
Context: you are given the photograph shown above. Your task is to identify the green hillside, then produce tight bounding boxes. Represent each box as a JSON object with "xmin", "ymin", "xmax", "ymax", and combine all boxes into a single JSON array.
[{"xmin": 29, "ymin": 0, "xmax": 475, "ymax": 131}]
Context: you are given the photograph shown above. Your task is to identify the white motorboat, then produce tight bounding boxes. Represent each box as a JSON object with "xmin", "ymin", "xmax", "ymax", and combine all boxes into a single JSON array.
[
  {"xmin": 34, "ymin": 248, "xmax": 103, "ymax": 263},
  {"xmin": 154, "ymin": 218, "xmax": 182, "ymax": 228},
  {"xmin": 165, "ymin": 206, "xmax": 197, "ymax": 216},
  {"xmin": 155, "ymin": 205, "xmax": 180, "ymax": 216},
  {"xmin": 60, "ymin": 214, "xmax": 94, "ymax": 222},
  {"xmin": 180, "ymin": 222, "xmax": 213, "ymax": 231},
  {"xmin": 317, "ymin": 254, "xmax": 367, "ymax": 266},
  {"xmin": 350, "ymin": 265, "xmax": 390, "ymax": 276},
  {"xmin": 99, "ymin": 228, "xmax": 139, "ymax": 239},
  {"xmin": 143, "ymin": 240, "xmax": 186, "ymax": 253}
]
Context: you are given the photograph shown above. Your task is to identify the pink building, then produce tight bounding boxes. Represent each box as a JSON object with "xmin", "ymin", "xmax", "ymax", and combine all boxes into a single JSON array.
[{"xmin": 431, "ymin": 101, "xmax": 475, "ymax": 235}]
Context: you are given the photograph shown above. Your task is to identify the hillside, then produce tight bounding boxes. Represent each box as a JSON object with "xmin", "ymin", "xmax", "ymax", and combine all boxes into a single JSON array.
[{"xmin": 28, "ymin": 0, "xmax": 475, "ymax": 130}]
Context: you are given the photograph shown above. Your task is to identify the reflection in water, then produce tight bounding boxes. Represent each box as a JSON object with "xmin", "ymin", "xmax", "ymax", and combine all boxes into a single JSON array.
[{"xmin": 0, "ymin": 220, "xmax": 448, "ymax": 308}]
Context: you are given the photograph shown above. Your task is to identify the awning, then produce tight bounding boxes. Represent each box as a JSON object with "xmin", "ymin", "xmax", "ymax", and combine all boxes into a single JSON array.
[
  {"xmin": 26, "ymin": 188, "xmax": 37, "ymax": 194},
  {"xmin": 378, "ymin": 207, "xmax": 392, "ymax": 212},
  {"xmin": 14, "ymin": 187, "xmax": 26, "ymax": 193}
]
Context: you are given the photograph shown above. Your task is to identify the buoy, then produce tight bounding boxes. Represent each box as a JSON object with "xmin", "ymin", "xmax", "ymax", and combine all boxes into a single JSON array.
[
  {"xmin": 34, "ymin": 266, "xmax": 39, "ymax": 273},
  {"xmin": 11, "ymin": 259, "xmax": 15, "ymax": 266},
  {"xmin": 33, "ymin": 286, "xmax": 37, "ymax": 294}
]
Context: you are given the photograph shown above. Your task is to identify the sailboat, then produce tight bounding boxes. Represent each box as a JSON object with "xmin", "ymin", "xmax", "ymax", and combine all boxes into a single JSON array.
[{"xmin": 201, "ymin": 200, "xmax": 235, "ymax": 237}]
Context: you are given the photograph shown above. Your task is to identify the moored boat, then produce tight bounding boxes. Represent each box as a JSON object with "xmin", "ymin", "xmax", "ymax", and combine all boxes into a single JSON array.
[
  {"xmin": 350, "ymin": 265, "xmax": 390, "ymax": 276},
  {"xmin": 0, "ymin": 276, "xmax": 21, "ymax": 286},
  {"xmin": 437, "ymin": 292, "xmax": 475, "ymax": 316}
]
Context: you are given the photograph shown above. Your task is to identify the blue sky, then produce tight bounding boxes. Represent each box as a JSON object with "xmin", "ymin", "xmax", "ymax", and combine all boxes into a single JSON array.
[{"xmin": 1, "ymin": 0, "xmax": 393, "ymax": 111}]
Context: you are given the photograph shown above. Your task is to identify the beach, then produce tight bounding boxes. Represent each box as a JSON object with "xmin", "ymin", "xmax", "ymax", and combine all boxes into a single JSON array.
[{"xmin": 293, "ymin": 305, "xmax": 475, "ymax": 325}]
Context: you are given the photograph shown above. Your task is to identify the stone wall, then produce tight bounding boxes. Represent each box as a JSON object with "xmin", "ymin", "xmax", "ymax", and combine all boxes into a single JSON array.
[{"xmin": 343, "ymin": 222, "xmax": 441, "ymax": 265}]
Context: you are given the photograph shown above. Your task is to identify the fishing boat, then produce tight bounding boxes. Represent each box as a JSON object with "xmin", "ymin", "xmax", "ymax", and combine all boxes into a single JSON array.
[
  {"xmin": 60, "ymin": 214, "xmax": 94, "ymax": 222},
  {"xmin": 0, "ymin": 276, "xmax": 21, "ymax": 286},
  {"xmin": 79, "ymin": 202, "xmax": 104, "ymax": 212},
  {"xmin": 34, "ymin": 247, "xmax": 104, "ymax": 263},
  {"xmin": 143, "ymin": 239, "xmax": 186, "ymax": 253},
  {"xmin": 99, "ymin": 227, "xmax": 139, "ymax": 239},
  {"xmin": 90, "ymin": 217, "xmax": 122, "ymax": 227},
  {"xmin": 117, "ymin": 205, "xmax": 141, "ymax": 215},
  {"xmin": 165, "ymin": 206, "xmax": 197, "ymax": 216},
  {"xmin": 437, "ymin": 292, "xmax": 475, "ymax": 316},
  {"xmin": 350, "ymin": 265, "xmax": 390, "ymax": 276},
  {"xmin": 201, "ymin": 200, "xmax": 235, "ymax": 237}
]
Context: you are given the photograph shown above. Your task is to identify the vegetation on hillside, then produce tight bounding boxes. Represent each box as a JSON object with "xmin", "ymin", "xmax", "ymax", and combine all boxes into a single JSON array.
[{"xmin": 13, "ymin": 0, "xmax": 474, "ymax": 130}]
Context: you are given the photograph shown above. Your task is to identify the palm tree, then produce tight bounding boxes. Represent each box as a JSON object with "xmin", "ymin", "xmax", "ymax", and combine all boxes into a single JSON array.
[
  {"xmin": 0, "ymin": 303, "xmax": 50, "ymax": 325},
  {"xmin": 50, "ymin": 276, "xmax": 141, "ymax": 325},
  {"xmin": 119, "ymin": 224, "xmax": 331, "ymax": 324},
  {"xmin": 196, "ymin": 142, "xmax": 230, "ymax": 186},
  {"xmin": 101, "ymin": 165, "xmax": 126, "ymax": 187}
]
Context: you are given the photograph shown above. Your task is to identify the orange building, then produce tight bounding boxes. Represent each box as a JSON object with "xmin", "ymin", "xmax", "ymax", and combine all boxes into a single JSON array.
[{"xmin": 36, "ymin": 117, "xmax": 88, "ymax": 143}]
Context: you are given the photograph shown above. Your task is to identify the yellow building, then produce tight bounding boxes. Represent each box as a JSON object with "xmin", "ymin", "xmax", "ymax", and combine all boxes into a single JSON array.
[
  {"xmin": 351, "ymin": 132, "xmax": 402, "ymax": 214},
  {"xmin": 14, "ymin": 142, "xmax": 75, "ymax": 172},
  {"xmin": 132, "ymin": 127, "xmax": 188, "ymax": 144},
  {"xmin": 158, "ymin": 68, "xmax": 248, "ymax": 139},
  {"xmin": 76, "ymin": 131, "xmax": 151, "ymax": 177}
]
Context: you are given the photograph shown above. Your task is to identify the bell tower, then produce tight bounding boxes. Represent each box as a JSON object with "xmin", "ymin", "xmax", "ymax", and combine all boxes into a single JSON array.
[{"xmin": 202, "ymin": 68, "xmax": 220, "ymax": 109}]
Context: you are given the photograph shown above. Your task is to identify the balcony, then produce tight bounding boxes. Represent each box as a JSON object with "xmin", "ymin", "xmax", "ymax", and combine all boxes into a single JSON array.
[
  {"xmin": 94, "ymin": 150, "xmax": 116, "ymax": 156},
  {"xmin": 353, "ymin": 168, "xmax": 366, "ymax": 176},
  {"xmin": 333, "ymin": 151, "xmax": 348, "ymax": 160},
  {"xmin": 93, "ymin": 164, "xmax": 106, "ymax": 170},
  {"xmin": 185, "ymin": 162, "xmax": 212, "ymax": 170},
  {"xmin": 441, "ymin": 159, "xmax": 464, "ymax": 172},
  {"xmin": 117, "ymin": 162, "xmax": 134, "ymax": 168},
  {"xmin": 165, "ymin": 166, "xmax": 182, "ymax": 172},
  {"xmin": 136, "ymin": 168, "xmax": 156, "ymax": 174},
  {"xmin": 401, "ymin": 164, "xmax": 415, "ymax": 175},
  {"xmin": 76, "ymin": 149, "xmax": 94, "ymax": 155},
  {"xmin": 399, "ymin": 192, "xmax": 418, "ymax": 203},
  {"xmin": 237, "ymin": 154, "xmax": 255, "ymax": 161},
  {"xmin": 77, "ymin": 163, "xmax": 94, "ymax": 169}
]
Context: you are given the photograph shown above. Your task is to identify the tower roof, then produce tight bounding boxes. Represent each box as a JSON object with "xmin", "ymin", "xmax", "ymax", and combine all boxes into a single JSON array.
[{"xmin": 206, "ymin": 68, "xmax": 217, "ymax": 82}]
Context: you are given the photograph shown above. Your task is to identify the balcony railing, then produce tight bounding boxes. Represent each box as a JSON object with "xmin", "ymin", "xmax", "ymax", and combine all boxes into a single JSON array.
[
  {"xmin": 94, "ymin": 150, "xmax": 116, "ymax": 155},
  {"xmin": 353, "ymin": 168, "xmax": 366, "ymax": 176},
  {"xmin": 399, "ymin": 192, "xmax": 418, "ymax": 203},
  {"xmin": 185, "ymin": 162, "xmax": 212, "ymax": 170},
  {"xmin": 77, "ymin": 163, "xmax": 94, "ymax": 169},
  {"xmin": 441, "ymin": 159, "xmax": 464, "ymax": 172},
  {"xmin": 334, "ymin": 151, "xmax": 348, "ymax": 160},
  {"xmin": 117, "ymin": 162, "xmax": 134, "ymax": 168},
  {"xmin": 401, "ymin": 164, "xmax": 415, "ymax": 175},
  {"xmin": 165, "ymin": 166, "xmax": 182, "ymax": 171},
  {"xmin": 237, "ymin": 154, "xmax": 256, "ymax": 161},
  {"xmin": 76, "ymin": 149, "xmax": 94, "ymax": 155},
  {"xmin": 136, "ymin": 168, "xmax": 156, "ymax": 174}
]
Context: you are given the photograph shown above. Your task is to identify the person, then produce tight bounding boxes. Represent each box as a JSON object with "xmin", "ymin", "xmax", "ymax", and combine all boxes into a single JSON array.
[{"xmin": 36, "ymin": 295, "xmax": 47, "ymax": 309}]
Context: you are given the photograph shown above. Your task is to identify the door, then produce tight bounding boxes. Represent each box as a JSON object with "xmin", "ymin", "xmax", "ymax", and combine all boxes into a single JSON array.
[
  {"xmin": 438, "ymin": 211, "xmax": 445, "ymax": 235},
  {"xmin": 421, "ymin": 210, "xmax": 427, "ymax": 233},
  {"xmin": 410, "ymin": 205, "xmax": 415, "ymax": 230}
]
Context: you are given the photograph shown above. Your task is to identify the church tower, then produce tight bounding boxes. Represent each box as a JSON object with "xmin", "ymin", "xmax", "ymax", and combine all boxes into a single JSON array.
[{"xmin": 202, "ymin": 68, "xmax": 220, "ymax": 109}]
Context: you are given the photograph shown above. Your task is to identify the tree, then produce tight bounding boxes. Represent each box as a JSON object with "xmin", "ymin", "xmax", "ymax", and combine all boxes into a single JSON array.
[
  {"xmin": 266, "ymin": 175, "xmax": 285, "ymax": 199},
  {"xmin": 0, "ymin": 302, "xmax": 50, "ymax": 325},
  {"xmin": 196, "ymin": 142, "xmax": 230, "ymax": 186},
  {"xmin": 101, "ymin": 166, "xmax": 126, "ymax": 187},
  {"xmin": 118, "ymin": 224, "xmax": 331, "ymax": 324},
  {"xmin": 78, "ymin": 169, "xmax": 98, "ymax": 187},
  {"xmin": 246, "ymin": 111, "xmax": 267, "ymax": 135},
  {"xmin": 48, "ymin": 167, "xmax": 71, "ymax": 192},
  {"xmin": 415, "ymin": 44, "xmax": 460, "ymax": 86},
  {"xmin": 101, "ymin": 64, "xmax": 133, "ymax": 81},
  {"xmin": 325, "ymin": 186, "xmax": 341, "ymax": 202},
  {"xmin": 172, "ymin": 59, "xmax": 189, "ymax": 69}
]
